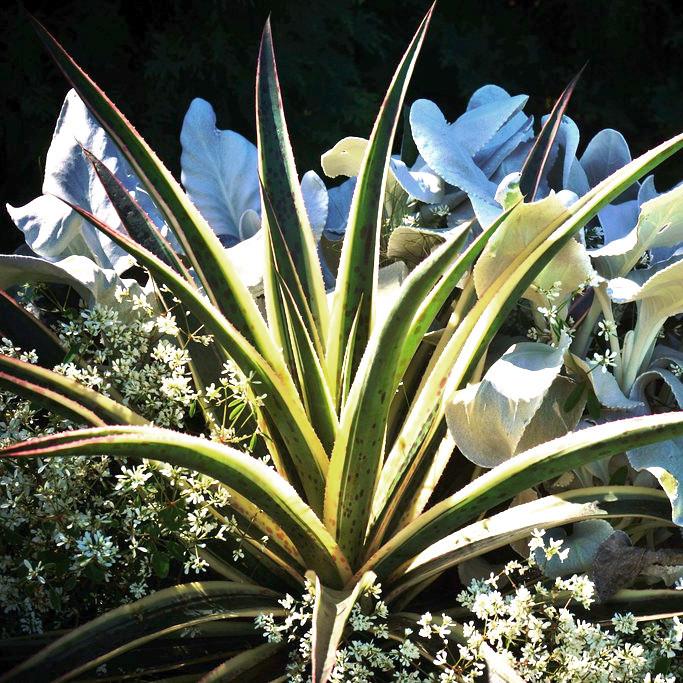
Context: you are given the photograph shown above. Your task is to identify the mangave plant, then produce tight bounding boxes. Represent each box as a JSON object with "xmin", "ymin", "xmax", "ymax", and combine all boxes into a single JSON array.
[{"xmin": 2, "ymin": 6, "xmax": 683, "ymax": 681}]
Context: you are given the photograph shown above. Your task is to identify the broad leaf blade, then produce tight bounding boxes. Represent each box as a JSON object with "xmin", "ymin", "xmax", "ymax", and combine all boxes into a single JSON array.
[
  {"xmin": 260, "ymin": 187, "xmax": 337, "ymax": 451},
  {"xmin": 220, "ymin": 486, "xmax": 305, "ymax": 569},
  {"xmin": 0, "ymin": 426, "xmax": 351, "ymax": 588},
  {"xmin": 365, "ymin": 211, "xmax": 512, "ymax": 546},
  {"xmin": 326, "ymin": 5, "xmax": 434, "ymax": 403}
]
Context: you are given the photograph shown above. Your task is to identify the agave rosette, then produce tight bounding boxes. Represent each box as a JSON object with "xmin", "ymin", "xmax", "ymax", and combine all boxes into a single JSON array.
[{"xmin": 2, "ymin": 6, "xmax": 683, "ymax": 682}]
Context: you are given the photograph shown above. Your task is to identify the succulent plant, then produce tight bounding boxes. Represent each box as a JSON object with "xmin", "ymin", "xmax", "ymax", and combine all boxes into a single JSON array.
[{"xmin": 2, "ymin": 6, "xmax": 683, "ymax": 681}]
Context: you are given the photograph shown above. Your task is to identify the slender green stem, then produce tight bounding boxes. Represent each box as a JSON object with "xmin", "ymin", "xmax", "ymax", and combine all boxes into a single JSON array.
[
  {"xmin": 571, "ymin": 296, "xmax": 601, "ymax": 357},
  {"xmin": 594, "ymin": 284, "xmax": 623, "ymax": 386}
]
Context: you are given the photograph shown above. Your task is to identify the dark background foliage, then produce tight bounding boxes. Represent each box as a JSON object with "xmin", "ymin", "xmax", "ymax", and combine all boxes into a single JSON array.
[{"xmin": 2, "ymin": 0, "xmax": 682, "ymax": 250}]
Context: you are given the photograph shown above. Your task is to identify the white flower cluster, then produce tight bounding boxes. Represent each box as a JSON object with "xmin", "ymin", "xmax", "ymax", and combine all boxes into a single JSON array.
[
  {"xmin": 444, "ymin": 531, "xmax": 683, "ymax": 682},
  {"xmin": 255, "ymin": 579, "xmax": 434, "ymax": 682},
  {"xmin": 0, "ymin": 297, "xmax": 237, "ymax": 637},
  {"xmin": 254, "ymin": 531, "xmax": 683, "ymax": 682},
  {"xmin": 527, "ymin": 277, "xmax": 595, "ymax": 345},
  {"xmin": 55, "ymin": 294, "xmax": 198, "ymax": 428}
]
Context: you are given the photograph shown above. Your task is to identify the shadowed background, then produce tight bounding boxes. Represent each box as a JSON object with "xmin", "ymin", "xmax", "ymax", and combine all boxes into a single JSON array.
[{"xmin": 2, "ymin": 0, "xmax": 682, "ymax": 250}]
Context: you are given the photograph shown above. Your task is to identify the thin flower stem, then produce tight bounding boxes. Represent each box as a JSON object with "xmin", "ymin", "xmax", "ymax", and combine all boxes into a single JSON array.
[{"xmin": 594, "ymin": 284, "xmax": 623, "ymax": 386}]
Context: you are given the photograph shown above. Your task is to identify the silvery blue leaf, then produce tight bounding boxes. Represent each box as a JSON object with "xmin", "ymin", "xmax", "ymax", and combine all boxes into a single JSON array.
[
  {"xmin": 571, "ymin": 355, "xmax": 643, "ymax": 411},
  {"xmin": 300, "ymin": 170, "xmax": 340, "ymax": 284},
  {"xmin": 466, "ymin": 84, "xmax": 511, "ymax": 110},
  {"xmin": 652, "ymin": 244, "xmax": 683, "ymax": 265},
  {"xmin": 410, "ymin": 90, "xmax": 531, "ymax": 228},
  {"xmin": 389, "ymin": 155, "xmax": 444, "ymax": 204},
  {"xmin": 319, "ymin": 251, "xmax": 336, "ymax": 290},
  {"xmin": 491, "ymin": 138, "xmax": 534, "ymax": 185},
  {"xmin": 0, "ymin": 253, "xmax": 93, "ymax": 303},
  {"xmin": 7, "ymin": 195, "xmax": 104, "ymax": 268},
  {"xmin": 580, "ymin": 129, "xmax": 638, "ymax": 201},
  {"xmin": 597, "ymin": 199, "xmax": 640, "ymax": 244},
  {"xmin": 410, "ymin": 99, "xmax": 496, "ymax": 201},
  {"xmin": 476, "ymin": 111, "xmax": 534, "ymax": 178},
  {"xmin": 577, "ymin": 130, "xmax": 653, "ymax": 245},
  {"xmin": 566, "ymin": 157, "xmax": 590, "ymax": 196},
  {"xmin": 451, "ymin": 92, "xmax": 529, "ymax": 157},
  {"xmin": 7, "ymin": 90, "xmax": 165, "ymax": 274},
  {"xmin": 470, "ymin": 194, "xmax": 506, "ymax": 228},
  {"xmin": 238, "ymin": 209, "xmax": 261, "ymax": 241},
  {"xmin": 324, "ymin": 177, "xmax": 356, "ymax": 240},
  {"xmin": 445, "ymin": 333, "xmax": 575, "ymax": 468},
  {"xmin": 180, "ymin": 98, "xmax": 260, "ymax": 241},
  {"xmin": 301, "ymin": 170, "xmax": 329, "ymax": 240},
  {"xmin": 639, "ymin": 175, "xmax": 658, "ymax": 204}
]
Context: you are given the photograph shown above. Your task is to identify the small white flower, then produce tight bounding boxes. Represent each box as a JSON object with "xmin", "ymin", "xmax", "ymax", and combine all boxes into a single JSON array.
[{"xmin": 612, "ymin": 612, "xmax": 638, "ymax": 635}]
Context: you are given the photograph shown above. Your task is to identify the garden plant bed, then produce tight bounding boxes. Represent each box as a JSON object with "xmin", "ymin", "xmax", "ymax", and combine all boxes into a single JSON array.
[{"xmin": 2, "ymin": 6, "xmax": 683, "ymax": 682}]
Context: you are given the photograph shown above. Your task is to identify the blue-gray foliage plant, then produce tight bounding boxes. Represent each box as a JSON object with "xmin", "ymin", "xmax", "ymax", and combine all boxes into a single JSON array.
[
  {"xmin": 378, "ymin": 86, "xmax": 683, "ymax": 570},
  {"xmin": 5, "ymin": 92, "xmax": 348, "ymax": 305},
  {"xmin": 7, "ymin": 78, "xmax": 683, "ymax": 568}
]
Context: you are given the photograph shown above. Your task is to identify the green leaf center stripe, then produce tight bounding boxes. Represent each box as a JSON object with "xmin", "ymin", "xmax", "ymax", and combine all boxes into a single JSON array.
[
  {"xmin": 366, "ymin": 209, "xmax": 516, "ymax": 544},
  {"xmin": 0, "ymin": 353, "xmax": 146, "ymax": 426},
  {"xmin": 257, "ymin": 20, "xmax": 329, "ymax": 344},
  {"xmin": 324, "ymin": 219, "xmax": 476, "ymax": 563},
  {"xmin": 0, "ymin": 370, "xmax": 106, "ymax": 427},
  {"xmin": 260, "ymin": 187, "xmax": 338, "ymax": 452}
]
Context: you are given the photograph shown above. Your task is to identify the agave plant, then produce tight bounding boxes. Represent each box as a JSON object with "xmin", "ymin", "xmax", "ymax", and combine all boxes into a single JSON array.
[{"xmin": 3, "ymin": 6, "xmax": 683, "ymax": 681}]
